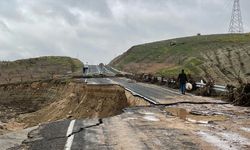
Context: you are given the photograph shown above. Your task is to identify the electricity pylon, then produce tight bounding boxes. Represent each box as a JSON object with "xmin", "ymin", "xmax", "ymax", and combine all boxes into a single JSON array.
[{"xmin": 229, "ymin": 0, "xmax": 244, "ymax": 33}]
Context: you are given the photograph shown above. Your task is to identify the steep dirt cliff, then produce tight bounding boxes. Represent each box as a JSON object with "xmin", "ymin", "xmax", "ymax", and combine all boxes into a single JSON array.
[{"xmin": 0, "ymin": 79, "xmax": 149, "ymax": 131}]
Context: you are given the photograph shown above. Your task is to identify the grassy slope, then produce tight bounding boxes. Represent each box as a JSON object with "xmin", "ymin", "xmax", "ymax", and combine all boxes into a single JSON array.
[
  {"xmin": 110, "ymin": 33, "xmax": 250, "ymax": 84},
  {"xmin": 0, "ymin": 56, "xmax": 83, "ymax": 84}
]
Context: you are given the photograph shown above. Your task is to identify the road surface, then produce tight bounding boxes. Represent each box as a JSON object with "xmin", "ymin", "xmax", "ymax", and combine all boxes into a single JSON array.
[
  {"xmin": 85, "ymin": 77, "xmax": 195, "ymax": 104},
  {"xmin": 87, "ymin": 65, "xmax": 101, "ymax": 75},
  {"xmin": 84, "ymin": 65, "xmax": 184, "ymax": 104},
  {"xmin": 16, "ymin": 107, "xmax": 202, "ymax": 150},
  {"xmin": 86, "ymin": 65, "xmax": 116, "ymax": 76},
  {"xmin": 13, "ymin": 104, "xmax": 250, "ymax": 150},
  {"xmin": 7, "ymin": 65, "xmax": 250, "ymax": 150}
]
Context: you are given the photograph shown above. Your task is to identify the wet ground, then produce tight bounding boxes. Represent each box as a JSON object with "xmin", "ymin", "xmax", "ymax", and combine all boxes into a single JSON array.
[
  {"xmin": 12, "ymin": 99, "xmax": 250, "ymax": 149},
  {"xmin": 0, "ymin": 65, "xmax": 249, "ymax": 149}
]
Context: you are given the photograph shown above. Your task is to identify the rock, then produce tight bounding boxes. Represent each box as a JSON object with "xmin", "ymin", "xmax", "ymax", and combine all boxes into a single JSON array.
[{"xmin": 31, "ymin": 82, "xmax": 40, "ymax": 89}]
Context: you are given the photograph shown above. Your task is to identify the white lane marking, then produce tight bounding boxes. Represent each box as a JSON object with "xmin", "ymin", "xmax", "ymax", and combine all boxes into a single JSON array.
[
  {"xmin": 64, "ymin": 135, "xmax": 74, "ymax": 150},
  {"xmin": 241, "ymin": 127, "xmax": 250, "ymax": 132},
  {"xmin": 66, "ymin": 120, "xmax": 76, "ymax": 136},
  {"xmin": 87, "ymin": 81, "xmax": 98, "ymax": 85},
  {"xmin": 64, "ymin": 120, "xmax": 76, "ymax": 150}
]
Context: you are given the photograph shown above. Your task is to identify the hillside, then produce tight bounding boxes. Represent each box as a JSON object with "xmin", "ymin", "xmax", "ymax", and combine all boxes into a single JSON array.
[
  {"xmin": 0, "ymin": 56, "xmax": 83, "ymax": 84},
  {"xmin": 110, "ymin": 33, "xmax": 250, "ymax": 85}
]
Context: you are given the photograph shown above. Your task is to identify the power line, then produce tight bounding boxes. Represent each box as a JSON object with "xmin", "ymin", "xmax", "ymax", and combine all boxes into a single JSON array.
[{"xmin": 229, "ymin": 0, "xmax": 244, "ymax": 33}]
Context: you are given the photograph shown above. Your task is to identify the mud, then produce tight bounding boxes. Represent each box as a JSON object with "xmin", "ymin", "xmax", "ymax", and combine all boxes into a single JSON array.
[
  {"xmin": 125, "ymin": 90, "xmax": 150, "ymax": 106},
  {"xmin": 226, "ymin": 83, "xmax": 250, "ymax": 106},
  {"xmin": 0, "ymin": 79, "xmax": 148, "ymax": 134},
  {"xmin": 163, "ymin": 102, "xmax": 250, "ymax": 149},
  {"xmin": 0, "ymin": 80, "xmax": 65, "ymax": 123}
]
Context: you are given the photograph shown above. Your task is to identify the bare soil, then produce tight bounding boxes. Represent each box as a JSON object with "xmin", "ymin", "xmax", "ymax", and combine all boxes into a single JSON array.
[
  {"xmin": 0, "ymin": 79, "xmax": 149, "ymax": 134},
  {"xmin": 161, "ymin": 95, "xmax": 250, "ymax": 149}
]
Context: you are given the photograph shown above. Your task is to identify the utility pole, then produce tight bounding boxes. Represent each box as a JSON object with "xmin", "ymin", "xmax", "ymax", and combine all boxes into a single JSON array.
[{"xmin": 229, "ymin": 0, "xmax": 244, "ymax": 33}]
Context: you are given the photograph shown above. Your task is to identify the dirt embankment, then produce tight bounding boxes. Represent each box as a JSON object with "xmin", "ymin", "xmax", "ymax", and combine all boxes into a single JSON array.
[
  {"xmin": 0, "ymin": 80, "xmax": 67, "ymax": 123},
  {"xmin": 0, "ymin": 56, "xmax": 83, "ymax": 84},
  {"xmin": 21, "ymin": 84, "xmax": 131, "ymax": 126},
  {"xmin": 0, "ymin": 79, "xmax": 149, "ymax": 131}
]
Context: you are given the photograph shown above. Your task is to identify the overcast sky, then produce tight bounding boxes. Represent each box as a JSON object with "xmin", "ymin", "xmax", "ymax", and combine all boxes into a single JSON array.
[{"xmin": 0, "ymin": 0, "xmax": 249, "ymax": 64}]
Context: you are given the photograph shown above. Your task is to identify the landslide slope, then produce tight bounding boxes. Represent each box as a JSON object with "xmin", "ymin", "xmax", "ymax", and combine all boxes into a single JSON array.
[
  {"xmin": 0, "ymin": 56, "xmax": 83, "ymax": 84},
  {"xmin": 110, "ymin": 33, "xmax": 250, "ymax": 84}
]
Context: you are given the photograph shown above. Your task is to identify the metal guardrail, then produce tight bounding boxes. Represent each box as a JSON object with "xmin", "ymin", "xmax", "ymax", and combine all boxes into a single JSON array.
[
  {"xmin": 107, "ymin": 66, "xmax": 229, "ymax": 93},
  {"xmin": 196, "ymin": 82, "xmax": 228, "ymax": 92},
  {"xmin": 162, "ymin": 80, "xmax": 228, "ymax": 92}
]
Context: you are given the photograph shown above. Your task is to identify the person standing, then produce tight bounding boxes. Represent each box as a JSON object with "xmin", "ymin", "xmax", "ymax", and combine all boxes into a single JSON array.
[{"xmin": 177, "ymin": 69, "xmax": 188, "ymax": 95}]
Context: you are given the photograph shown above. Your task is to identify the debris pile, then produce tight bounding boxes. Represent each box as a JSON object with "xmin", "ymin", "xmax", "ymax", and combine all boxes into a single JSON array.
[{"xmin": 227, "ymin": 83, "xmax": 250, "ymax": 106}]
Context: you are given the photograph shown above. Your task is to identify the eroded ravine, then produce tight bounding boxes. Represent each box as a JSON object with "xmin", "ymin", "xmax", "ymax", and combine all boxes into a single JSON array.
[
  {"xmin": 0, "ymin": 79, "xmax": 149, "ymax": 134},
  {"xmin": 1, "ymin": 79, "xmax": 250, "ymax": 150}
]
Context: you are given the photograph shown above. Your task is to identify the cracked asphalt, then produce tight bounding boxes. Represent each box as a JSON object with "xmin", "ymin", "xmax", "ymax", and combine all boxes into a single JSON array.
[
  {"xmin": 20, "ymin": 119, "xmax": 103, "ymax": 150},
  {"xmin": 17, "ymin": 107, "xmax": 202, "ymax": 150},
  {"xmin": 7, "ymin": 66, "xmax": 250, "ymax": 149}
]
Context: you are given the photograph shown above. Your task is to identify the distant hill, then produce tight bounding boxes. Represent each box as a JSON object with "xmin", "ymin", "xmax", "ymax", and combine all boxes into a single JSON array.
[
  {"xmin": 110, "ymin": 33, "xmax": 250, "ymax": 85},
  {"xmin": 0, "ymin": 56, "xmax": 83, "ymax": 84}
]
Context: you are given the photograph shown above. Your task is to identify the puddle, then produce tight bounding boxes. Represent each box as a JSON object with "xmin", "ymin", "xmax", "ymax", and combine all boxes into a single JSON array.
[
  {"xmin": 143, "ymin": 115, "xmax": 160, "ymax": 122},
  {"xmin": 126, "ymin": 112, "xmax": 134, "ymax": 115},
  {"xmin": 138, "ymin": 110, "xmax": 155, "ymax": 115},
  {"xmin": 218, "ymin": 132, "xmax": 250, "ymax": 146},
  {"xmin": 143, "ymin": 112, "xmax": 155, "ymax": 115},
  {"xmin": 241, "ymin": 127, "xmax": 250, "ymax": 133},
  {"xmin": 186, "ymin": 118, "xmax": 212, "ymax": 124},
  {"xmin": 123, "ymin": 117, "xmax": 137, "ymax": 121},
  {"xmin": 197, "ymin": 131, "xmax": 233, "ymax": 150},
  {"xmin": 186, "ymin": 115, "xmax": 227, "ymax": 123},
  {"xmin": 198, "ymin": 131, "xmax": 250, "ymax": 150}
]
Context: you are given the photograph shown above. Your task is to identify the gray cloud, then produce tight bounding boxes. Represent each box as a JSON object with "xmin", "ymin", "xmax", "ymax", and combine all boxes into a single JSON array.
[{"xmin": 0, "ymin": 0, "xmax": 249, "ymax": 64}]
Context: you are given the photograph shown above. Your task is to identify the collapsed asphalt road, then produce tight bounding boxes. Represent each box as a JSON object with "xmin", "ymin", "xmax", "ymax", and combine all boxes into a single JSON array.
[
  {"xmin": 84, "ymin": 77, "xmax": 223, "ymax": 105},
  {"xmin": 15, "ymin": 107, "xmax": 202, "ymax": 150},
  {"xmin": 18, "ymin": 119, "xmax": 103, "ymax": 150},
  {"xmin": 3, "ymin": 65, "xmax": 250, "ymax": 150},
  {"xmin": 12, "ymin": 104, "xmax": 250, "ymax": 150},
  {"xmin": 85, "ymin": 77, "xmax": 181, "ymax": 104}
]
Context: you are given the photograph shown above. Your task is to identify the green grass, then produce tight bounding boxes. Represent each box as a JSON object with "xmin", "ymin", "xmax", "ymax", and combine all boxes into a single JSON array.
[
  {"xmin": 14, "ymin": 56, "xmax": 83, "ymax": 72},
  {"xmin": 110, "ymin": 33, "xmax": 250, "ymax": 79},
  {"xmin": 157, "ymin": 66, "xmax": 183, "ymax": 77},
  {"xmin": 0, "ymin": 56, "xmax": 83, "ymax": 83},
  {"xmin": 112, "ymin": 33, "xmax": 250, "ymax": 66}
]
